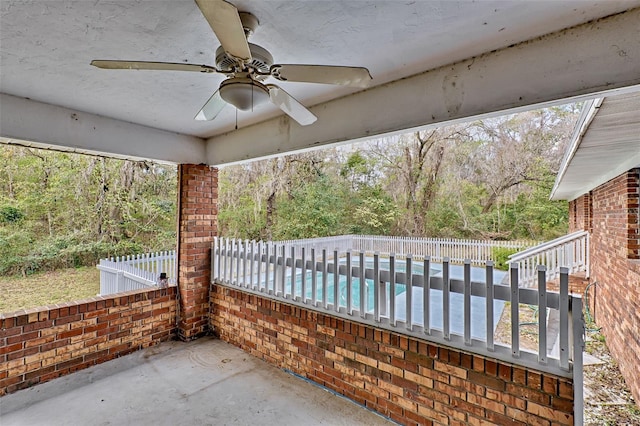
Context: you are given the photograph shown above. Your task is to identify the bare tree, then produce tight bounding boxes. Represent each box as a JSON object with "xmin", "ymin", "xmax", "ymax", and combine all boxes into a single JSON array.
[
  {"xmin": 469, "ymin": 108, "xmax": 574, "ymax": 213},
  {"xmin": 370, "ymin": 125, "xmax": 470, "ymax": 235}
]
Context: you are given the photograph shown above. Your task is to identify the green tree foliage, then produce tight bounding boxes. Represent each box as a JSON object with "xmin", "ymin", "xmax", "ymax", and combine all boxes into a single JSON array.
[
  {"xmin": 219, "ymin": 105, "xmax": 579, "ymax": 242},
  {"xmin": 0, "ymin": 146, "xmax": 177, "ymax": 276},
  {"xmin": 1, "ymin": 104, "xmax": 580, "ymax": 277},
  {"xmin": 274, "ymin": 175, "xmax": 347, "ymax": 239}
]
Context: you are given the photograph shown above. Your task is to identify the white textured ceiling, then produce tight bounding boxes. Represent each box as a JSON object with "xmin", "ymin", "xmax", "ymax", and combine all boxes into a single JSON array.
[{"xmin": 2, "ymin": 0, "xmax": 639, "ymax": 139}]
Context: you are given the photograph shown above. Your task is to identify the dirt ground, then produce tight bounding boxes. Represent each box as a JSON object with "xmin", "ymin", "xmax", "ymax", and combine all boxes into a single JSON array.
[
  {"xmin": 583, "ymin": 326, "xmax": 640, "ymax": 425},
  {"xmin": 494, "ymin": 302, "xmax": 541, "ymax": 352},
  {"xmin": 494, "ymin": 304, "xmax": 640, "ymax": 425}
]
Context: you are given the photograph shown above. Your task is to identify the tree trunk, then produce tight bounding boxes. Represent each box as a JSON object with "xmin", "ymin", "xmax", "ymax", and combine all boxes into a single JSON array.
[
  {"xmin": 96, "ymin": 158, "xmax": 108, "ymax": 237},
  {"xmin": 265, "ymin": 192, "xmax": 276, "ymax": 241}
]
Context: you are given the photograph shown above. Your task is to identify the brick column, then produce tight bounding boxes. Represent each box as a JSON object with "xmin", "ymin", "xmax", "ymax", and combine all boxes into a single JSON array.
[{"xmin": 177, "ymin": 164, "xmax": 217, "ymax": 340}]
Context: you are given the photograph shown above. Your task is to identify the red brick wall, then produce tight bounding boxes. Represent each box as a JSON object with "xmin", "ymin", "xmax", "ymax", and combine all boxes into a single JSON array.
[
  {"xmin": 177, "ymin": 164, "xmax": 218, "ymax": 340},
  {"xmin": 568, "ymin": 193, "xmax": 591, "ymax": 232},
  {"xmin": 211, "ymin": 286, "xmax": 574, "ymax": 426},
  {"xmin": 0, "ymin": 287, "xmax": 176, "ymax": 396},
  {"xmin": 586, "ymin": 169, "xmax": 640, "ymax": 404}
]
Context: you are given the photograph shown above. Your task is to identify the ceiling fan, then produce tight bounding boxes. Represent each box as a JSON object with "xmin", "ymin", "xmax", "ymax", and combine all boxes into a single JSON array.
[{"xmin": 91, "ymin": 0, "xmax": 372, "ymax": 126}]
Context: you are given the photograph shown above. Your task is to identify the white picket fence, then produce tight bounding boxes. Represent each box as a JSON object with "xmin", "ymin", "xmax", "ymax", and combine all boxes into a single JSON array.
[
  {"xmin": 94, "ymin": 235, "xmax": 532, "ymax": 296},
  {"xmin": 274, "ymin": 234, "xmax": 534, "ymax": 265},
  {"xmin": 211, "ymin": 236, "xmax": 584, "ymax": 423},
  {"xmin": 351, "ymin": 235, "xmax": 532, "ymax": 264},
  {"xmin": 273, "ymin": 235, "xmax": 354, "ymax": 257},
  {"xmin": 97, "ymin": 250, "xmax": 177, "ymax": 296},
  {"xmin": 508, "ymin": 231, "xmax": 589, "ymax": 287}
]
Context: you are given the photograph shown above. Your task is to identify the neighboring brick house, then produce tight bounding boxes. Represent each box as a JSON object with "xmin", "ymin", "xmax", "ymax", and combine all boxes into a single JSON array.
[{"xmin": 550, "ymin": 92, "xmax": 640, "ymax": 405}]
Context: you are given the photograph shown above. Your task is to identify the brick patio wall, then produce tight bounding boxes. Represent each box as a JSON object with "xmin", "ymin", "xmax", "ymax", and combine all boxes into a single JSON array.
[
  {"xmin": 177, "ymin": 164, "xmax": 218, "ymax": 340},
  {"xmin": 211, "ymin": 286, "xmax": 574, "ymax": 426},
  {"xmin": 0, "ymin": 287, "xmax": 176, "ymax": 396},
  {"xmin": 569, "ymin": 169, "xmax": 640, "ymax": 404}
]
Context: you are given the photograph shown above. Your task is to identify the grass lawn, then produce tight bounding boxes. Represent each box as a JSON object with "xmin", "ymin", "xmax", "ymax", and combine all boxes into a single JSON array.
[{"xmin": 0, "ymin": 267, "xmax": 100, "ymax": 314}]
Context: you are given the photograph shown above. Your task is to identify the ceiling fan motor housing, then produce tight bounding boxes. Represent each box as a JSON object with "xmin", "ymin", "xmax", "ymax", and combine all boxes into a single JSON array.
[{"xmin": 215, "ymin": 43, "xmax": 273, "ymax": 73}]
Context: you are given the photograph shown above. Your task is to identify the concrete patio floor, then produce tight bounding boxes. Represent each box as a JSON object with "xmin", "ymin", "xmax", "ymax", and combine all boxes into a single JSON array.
[{"xmin": 0, "ymin": 337, "xmax": 393, "ymax": 426}]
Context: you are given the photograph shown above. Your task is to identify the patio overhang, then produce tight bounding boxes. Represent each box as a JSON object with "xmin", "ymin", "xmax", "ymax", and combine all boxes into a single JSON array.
[
  {"xmin": 0, "ymin": 94, "xmax": 205, "ymax": 164},
  {"xmin": 2, "ymin": 2, "xmax": 640, "ymax": 165},
  {"xmin": 550, "ymin": 92, "xmax": 640, "ymax": 201}
]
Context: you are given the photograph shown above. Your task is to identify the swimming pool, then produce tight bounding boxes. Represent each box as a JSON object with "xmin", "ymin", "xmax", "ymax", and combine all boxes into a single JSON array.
[{"xmin": 278, "ymin": 259, "xmax": 506, "ymax": 340}]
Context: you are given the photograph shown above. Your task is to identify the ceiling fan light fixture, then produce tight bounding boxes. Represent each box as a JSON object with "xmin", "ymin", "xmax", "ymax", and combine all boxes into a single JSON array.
[{"xmin": 219, "ymin": 78, "xmax": 270, "ymax": 111}]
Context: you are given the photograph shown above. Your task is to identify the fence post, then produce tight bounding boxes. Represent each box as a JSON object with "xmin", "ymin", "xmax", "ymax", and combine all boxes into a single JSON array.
[
  {"xmin": 243, "ymin": 239, "xmax": 248, "ymax": 288},
  {"xmin": 212, "ymin": 237, "xmax": 217, "ymax": 282},
  {"xmin": 279, "ymin": 245, "xmax": 286, "ymax": 297},
  {"xmin": 538, "ymin": 265, "xmax": 548, "ymax": 364},
  {"xmin": 359, "ymin": 251, "xmax": 366, "ymax": 318},
  {"xmin": 559, "ymin": 267, "xmax": 570, "ymax": 370},
  {"xmin": 390, "ymin": 253, "xmax": 396, "ymax": 326},
  {"xmin": 236, "ymin": 240, "xmax": 241, "ymax": 286},
  {"xmin": 301, "ymin": 247, "xmax": 307, "ymax": 302},
  {"xmin": 406, "ymin": 255, "xmax": 413, "ymax": 331},
  {"xmin": 510, "ymin": 264, "xmax": 520, "ymax": 358},
  {"xmin": 333, "ymin": 249, "xmax": 339, "ymax": 312},
  {"xmin": 322, "ymin": 249, "xmax": 328, "ymax": 308},
  {"xmin": 346, "ymin": 251, "xmax": 352, "ymax": 315},
  {"xmin": 485, "ymin": 261, "xmax": 494, "ymax": 351},
  {"xmin": 311, "ymin": 248, "xmax": 317, "ymax": 305},
  {"xmin": 442, "ymin": 257, "xmax": 450, "ymax": 340},
  {"xmin": 423, "ymin": 256, "xmax": 431, "ymax": 335},
  {"xmin": 271, "ymin": 244, "xmax": 277, "ymax": 295},
  {"xmin": 571, "ymin": 292, "xmax": 585, "ymax": 426},
  {"xmin": 463, "ymin": 260, "xmax": 471, "ymax": 346},
  {"xmin": 374, "ymin": 252, "xmax": 383, "ymax": 320},
  {"xmin": 257, "ymin": 241, "xmax": 263, "ymax": 291},
  {"xmin": 290, "ymin": 246, "xmax": 296, "ymax": 299}
]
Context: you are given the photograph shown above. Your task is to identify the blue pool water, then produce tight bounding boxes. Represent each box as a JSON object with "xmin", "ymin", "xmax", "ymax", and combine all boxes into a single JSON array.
[{"xmin": 272, "ymin": 259, "xmax": 506, "ymax": 340}]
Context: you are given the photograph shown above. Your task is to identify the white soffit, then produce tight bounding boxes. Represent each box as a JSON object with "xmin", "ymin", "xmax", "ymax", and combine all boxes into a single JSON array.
[{"xmin": 551, "ymin": 92, "xmax": 640, "ymax": 201}]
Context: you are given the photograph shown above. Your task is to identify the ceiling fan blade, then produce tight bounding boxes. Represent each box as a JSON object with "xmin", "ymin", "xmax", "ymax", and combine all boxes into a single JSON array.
[
  {"xmin": 270, "ymin": 65, "xmax": 372, "ymax": 88},
  {"xmin": 195, "ymin": 90, "xmax": 226, "ymax": 121},
  {"xmin": 91, "ymin": 60, "xmax": 217, "ymax": 73},
  {"xmin": 195, "ymin": 0, "xmax": 252, "ymax": 62},
  {"xmin": 268, "ymin": 85, "xmax": 317, "ymax": 126}
]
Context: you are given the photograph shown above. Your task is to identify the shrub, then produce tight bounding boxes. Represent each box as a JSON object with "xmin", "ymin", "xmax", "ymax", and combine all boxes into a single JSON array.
[
  {"xmin": 0, "ymin": 205, "xmax": 24, "ymax": 224},
  {"xmin": 492, "ymin": 246, "xmax": 521, "ymax": 271},
  {"xmin": 0, "ymin": 237, "xmax": 148, "ymax": 276}
]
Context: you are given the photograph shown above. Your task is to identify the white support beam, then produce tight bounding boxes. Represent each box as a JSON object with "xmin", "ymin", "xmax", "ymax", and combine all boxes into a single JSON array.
[
  {"xmin": 206, "ymin": 8, "xmax": 640, "ymax": 166},
  {"xmin": 0, "ymin": 94, "xmax": 205, "ymax": 164}
]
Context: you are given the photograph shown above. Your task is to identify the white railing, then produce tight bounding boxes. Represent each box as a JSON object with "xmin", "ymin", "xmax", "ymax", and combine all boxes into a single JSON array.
[
  {"xmin": 211, "ymin": 237, "xmax": 584, "ymax": 381},
  {"xmin": 273, "ymin": 234, "xmax": 534, "ymax": 265},
  {"xmin": 97, "ymin": 250, "xmax": 177, "ymax": 296},
  {"xmin": 508, "ymin": 231, "xmax": 589, "ymax": 287}
]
